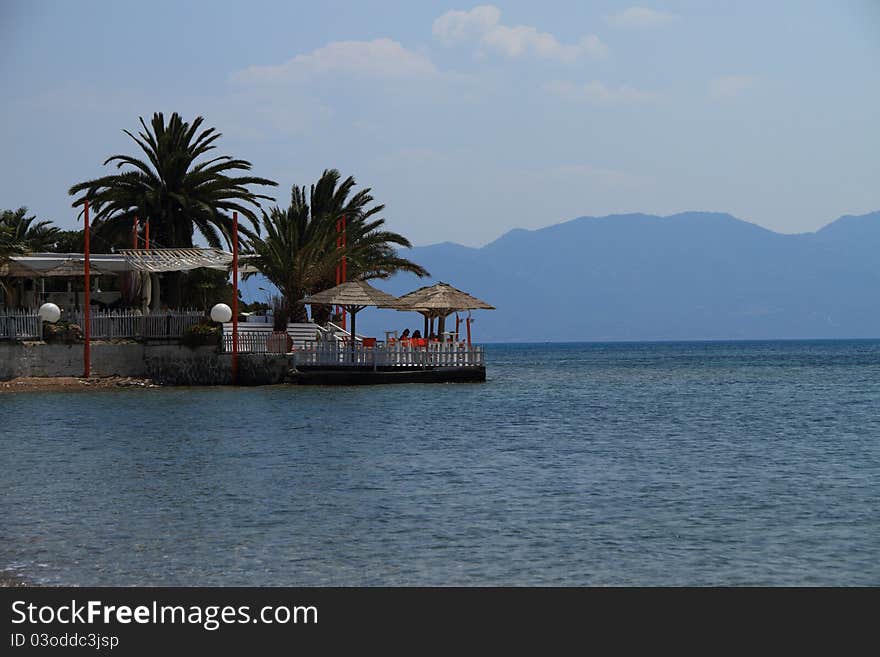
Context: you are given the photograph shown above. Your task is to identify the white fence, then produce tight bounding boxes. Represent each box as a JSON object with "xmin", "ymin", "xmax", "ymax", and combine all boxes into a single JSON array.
[
  {"xmin": 219, "ymin": 321, "xmax": 485, "ymax": 366},
  {"xmin": 221, "ymin": 323, "xmax": 328, "ymax": 353},
  {"xmin": 221, "ymin": 330, "xmax": 289, "ymax": 354},
  {"xmin": 0, "ymin": 311, "xmax": 43, "ymax": 340},
  {"xmin": 0, "ymin": 309, "xmax": 204, "ymax": 341},
  {"xmin": 67, "ymin": 310, "xmax": 204, "ymax": 339},
  {"xmin": 293, "ymin": 342, "xmax": 485, "ymax": 368}
]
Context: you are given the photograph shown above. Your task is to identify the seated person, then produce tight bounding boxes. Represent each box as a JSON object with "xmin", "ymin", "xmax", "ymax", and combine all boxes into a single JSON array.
[{"xmin": 399, "ymin": 328, "xmax": 410, "ymax": 343}]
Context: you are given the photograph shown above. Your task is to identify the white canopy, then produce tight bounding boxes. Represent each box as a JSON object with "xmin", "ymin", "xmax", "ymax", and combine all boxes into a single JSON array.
[{"xmin": 0, "ymin": 248, "xmax": 233, "ymax": 277}]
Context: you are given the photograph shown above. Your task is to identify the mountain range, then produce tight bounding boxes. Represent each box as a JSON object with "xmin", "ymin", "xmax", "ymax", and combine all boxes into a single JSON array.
[{"xmin": 241, "ymin": 211, "xmax": 880, "ymax": 342}]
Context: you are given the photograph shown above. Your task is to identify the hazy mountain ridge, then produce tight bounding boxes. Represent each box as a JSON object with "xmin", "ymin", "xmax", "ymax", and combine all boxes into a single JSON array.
[{"xmin": 244, "ymin": 211, "xmax": 880, "ymax": 342}]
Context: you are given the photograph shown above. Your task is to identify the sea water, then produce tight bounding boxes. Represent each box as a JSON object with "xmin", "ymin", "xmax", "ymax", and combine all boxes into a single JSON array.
[{"xmin": 1, "ymin": 341, "xmax": 877, "ymax": 585}]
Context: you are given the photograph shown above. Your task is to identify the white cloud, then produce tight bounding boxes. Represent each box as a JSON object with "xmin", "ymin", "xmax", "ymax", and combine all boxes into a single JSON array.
[
  {"xmin": 433, "ymin": 5, "xmax": 607, "ymax": 61},
  {"xmin": 548, "ymin": 80, "xmax": 657, "ymax": 105},
  {"xmin": 606, "ymin": 7, "xmax": 678, "ymax": 29},
  {"xmin": 708, "ymin": 75, "xmax": 757, "ymax": 100},
  {"xmin": 433, "ymin": 5, "xmax": 502, "ymax": 44},
  {"xmin": 231, "ymin": 38, "xmax": 436, "ymax": 84}
]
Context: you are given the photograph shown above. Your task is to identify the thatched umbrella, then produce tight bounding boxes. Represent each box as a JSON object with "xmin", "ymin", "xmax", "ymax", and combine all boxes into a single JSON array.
[
  {"xmin": 382, "ymin": 282, "xmax": 494, "ymax": 343},
  {"xmin": 301, "ymin": 280, "xmax": 399, "ymax": 361}
]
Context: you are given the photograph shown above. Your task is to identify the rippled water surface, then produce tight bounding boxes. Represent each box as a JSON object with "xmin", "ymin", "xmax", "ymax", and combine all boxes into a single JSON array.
[{"xmin": 1, "ymin": 341, "xmax": 878, "ymax": 585}]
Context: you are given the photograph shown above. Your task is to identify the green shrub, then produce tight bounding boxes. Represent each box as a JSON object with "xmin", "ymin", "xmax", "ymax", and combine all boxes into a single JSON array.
[
  {"xmin": 43, "ymin": 320, "xmax": 83, "ymax": 344},
  {"xmin": 180, "ymin": 322, "xmax": 221, "ymax": 348}
]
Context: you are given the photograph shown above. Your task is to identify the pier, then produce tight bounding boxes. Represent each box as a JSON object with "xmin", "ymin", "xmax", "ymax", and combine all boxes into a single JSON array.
[
  {"xmin": 289, "ymin": 341, "xmax": 486, "ymax": 384},
  {"xmin": 219, "ymin": 329, "xmax": 487, "ymax": 384}
]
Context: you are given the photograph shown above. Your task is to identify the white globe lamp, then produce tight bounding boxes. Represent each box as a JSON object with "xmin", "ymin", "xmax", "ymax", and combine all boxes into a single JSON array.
[
  {"xmin": 38, "ymin": 302, "xmax": 61, "ymax": 324},
  {"xmin": 210, "ymin": 303, "xmax": 232, "ymax": 323}
]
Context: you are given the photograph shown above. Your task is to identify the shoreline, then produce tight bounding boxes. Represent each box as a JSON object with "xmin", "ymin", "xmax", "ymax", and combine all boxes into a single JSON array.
[
  {"xmin": 0, "ymin": 376, "xmax": 159, "ymax": 393},
  {"xmin": 0, "ymin": 572, "xmax": 31, "ymax": 587}
]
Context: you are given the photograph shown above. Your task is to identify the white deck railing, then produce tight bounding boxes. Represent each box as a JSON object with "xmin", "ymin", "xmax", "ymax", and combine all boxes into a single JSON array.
[
  {"xmin": 292, "ymin": 342, "xmax": 485, "ymax": 368},
  {"xmin": 221, "ymin": 323, "xmax": 331, "ymax": 353},
  {"xmin": 221, "ymin": 330, "xmax": 290, "ymax": 354},
  {"xmin": 219, "ymin": 321, "xmax": 485, "ymax": 366}
]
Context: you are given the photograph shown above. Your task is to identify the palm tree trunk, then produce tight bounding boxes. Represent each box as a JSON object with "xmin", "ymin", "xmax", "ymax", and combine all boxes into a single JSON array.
[
  {"xmin": 289, "ymin": 304, "xmax": 308, "ymax": 323},
  {"xmin": 311, "ymin": 303, "xmax": 331, "ymax": 325}
]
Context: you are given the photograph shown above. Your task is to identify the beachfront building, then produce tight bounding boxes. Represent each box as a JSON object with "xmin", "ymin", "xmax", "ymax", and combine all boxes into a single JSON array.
[{"xmin": 0, "ymin": 249, "xmax": 233, "ymax": 341}]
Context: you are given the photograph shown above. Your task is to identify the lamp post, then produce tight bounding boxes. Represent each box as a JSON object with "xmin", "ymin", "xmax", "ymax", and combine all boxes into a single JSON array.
[
  {"xmin": 211, "ymin": 302, "xmax": 233, "ymax": 380},
  {"xmin": 210, "ymin": 303, "xmax": 232, "ymax": 324},
  {"xmin": 38, "ymin": 303, "xmax": 60, "ymax": 322},
  {"xmin": 38, "ymin": 302, "xmax": 61, "ymax": 341}
]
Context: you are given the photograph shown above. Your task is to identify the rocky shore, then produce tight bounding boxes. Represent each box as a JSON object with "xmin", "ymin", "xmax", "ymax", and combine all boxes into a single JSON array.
[
  {"xmin": 0, "ymin": 572, "xmax": 29, "ymax": 587},
  {"xmin": 0, "ymin": 376, "xmax": 159, "ymax": 393}
]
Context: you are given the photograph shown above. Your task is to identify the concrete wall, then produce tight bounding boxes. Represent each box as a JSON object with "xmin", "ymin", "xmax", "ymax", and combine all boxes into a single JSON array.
[
  {"xmin": 0, "ymin": 342, "xmax": 146, "ymax": 379},
  {"xmin": 0, "ymin": 342, "xmax": 289, "ymax": 385}
]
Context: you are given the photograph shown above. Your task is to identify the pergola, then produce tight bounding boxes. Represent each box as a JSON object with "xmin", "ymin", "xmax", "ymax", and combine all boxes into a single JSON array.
[
  {"xmin": 0, "ymin": 248, "xmax": 232, "ymax": 277},
  {"xmin": 0, "ymin": 248, "xmax": 233, "ymax": 310}
]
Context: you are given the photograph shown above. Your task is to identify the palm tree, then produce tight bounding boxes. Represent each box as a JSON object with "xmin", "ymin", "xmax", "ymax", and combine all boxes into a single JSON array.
[
  {"xmin": 245, "ymin": 170, "xmax": 428, "ymax": 324},
  {"xmin": 0, "ymin": 225, "xmax": 25, "ymax": 261},
  {"xmin": 0, "ymin": 224, "xmax": 26, "ymax": 301},
  {"xmin": 0, "ymin": 207, "xmax": 59, "ymax": 251},
  {"xmin": 306, "ymin": 169, "xmax": 429, "ymax": 324},
  {"xmin": 69, "ymin": 111, "xmax": 276, "ymax": 306},
  {"xmin": 69, "ymin": 112, "xmax": 276, "ymax": 250}
]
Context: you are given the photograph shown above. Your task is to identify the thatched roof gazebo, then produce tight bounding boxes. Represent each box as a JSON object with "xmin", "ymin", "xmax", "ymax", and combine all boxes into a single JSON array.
[
  {"xmin": 382, "ymin": 282, "xmax": 494, "ymax": 343},
  {"xmin": 300, "ymin": 280, "xmax": 399, "ymax": 359}
]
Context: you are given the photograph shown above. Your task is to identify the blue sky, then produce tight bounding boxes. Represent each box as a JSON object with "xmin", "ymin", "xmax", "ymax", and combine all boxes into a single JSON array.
[{"xmin": 2, "ymin": 1, "xmax": 879, "ymax": 246}]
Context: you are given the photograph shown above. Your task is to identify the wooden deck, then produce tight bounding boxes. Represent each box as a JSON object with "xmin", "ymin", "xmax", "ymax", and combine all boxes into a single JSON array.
[
  {"xmin": 289, "ymin": 365, "xmax": 486, "ymax": 385},
  {"xmin": 220, "ymin": 326, "xmax": 489, "ymax": 385}
]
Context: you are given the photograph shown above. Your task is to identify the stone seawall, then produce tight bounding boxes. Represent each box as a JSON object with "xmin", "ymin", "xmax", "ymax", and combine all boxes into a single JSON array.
[
  {"xmin": 145, "ymin": 348, "xmax": 289, "ymax": 385},
  {"xmin": 0, "ymin": 342, "xmax": 289, "ymax": 385}
]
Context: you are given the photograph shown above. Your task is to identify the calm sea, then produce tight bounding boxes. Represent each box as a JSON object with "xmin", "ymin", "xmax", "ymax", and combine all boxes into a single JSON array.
[{"xmin": 1, "ymin": 341, "xmax": 878, "ymax": 586}]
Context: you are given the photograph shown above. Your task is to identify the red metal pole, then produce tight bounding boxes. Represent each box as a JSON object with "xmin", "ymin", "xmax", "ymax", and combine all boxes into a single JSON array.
[
  {"xmin": 335, "ymin": 218, "xmax": 341, "ymax": 324},
  {"xmin": 466, "ymin": 315, "xmax": 472, "ymax": 346},
  {"xmin": 83, "ymin": 200, "xmax": 91, "ymax": 377},
  {"xmin": 145, "ymin": 219, "xmax": 150, "ymax": 250},
  {"xmin": 335, "ymin": 217, "xmax": 341, "ymax": 287},
  {"xmin": 232, "ymin": 212, "xmax": 239, "ymax": 384},
  {"xmin": 341, "ymin": 215, "xmax": 347, "ymax": 331},
  {"xmin": 341, "ymin": 215, "xmax": 347, "ymax": 282}
]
